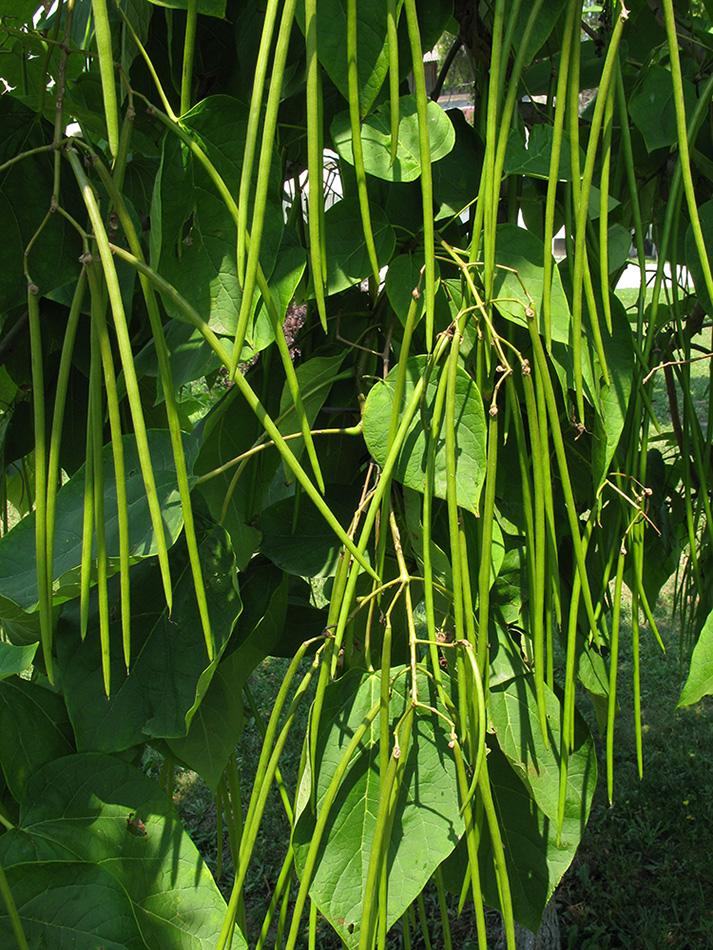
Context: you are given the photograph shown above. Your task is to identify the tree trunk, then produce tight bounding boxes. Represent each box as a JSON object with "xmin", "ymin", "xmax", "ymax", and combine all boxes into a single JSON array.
[{"xmin": 493, "ymin": 900, "xmax": 561, "ymax": 950}]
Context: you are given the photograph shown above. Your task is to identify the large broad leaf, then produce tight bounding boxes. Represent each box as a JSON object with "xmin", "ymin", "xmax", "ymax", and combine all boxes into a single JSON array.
[
  {"xmin": 277, "ymin": 351, "xmax": 347, "ymax": 476},
  {"xmin": 0, "ymin": 678, "xmax": 74, "ymax": 801},
  {"xmin": 259, "ymin": 488, "xmax": 359, "ymax": 578},
  {"xmin": 0, "ymin": 642, "xmax": 37, "ymax": 680},
  {"xmin": 0, "ymin": 430, "xmax": 200, "ymax": 617},
  {"xmin": 504, "ymin": 125, "xmax": 584, "ymax": 181},
  {"xmin": 331, "ymin": 96, "xmax": 455, "ymax": 182},
  {"xmin": 150, "ymin": 95, "xmax": 283, "ymax": 336},
  {"xmin": 0, "ymin": 753, "xmax": 237, "ymax": 950},
  {"xmin": 487, "ymin": 678, "xmax": 596, "ymax": 929},
  {"xmin": 592, "ymin": 300, "xmax": 634, "ymax": 490},
  {"xmin": 194, "ymin": 387, "xmax": 274, "ymax": 571},
  {"xmin": 385, "ymin": 255, "xmax": 441, "ymax": 327},
  {"xmin": 292, "ymin": 667, "xmax": 462, "ymax": 949},
  {"xmin": 679, "ymin": 608, "xmax": 713, "ymax": 707},
  {"xmin": 0, "ymin": 0, "xmax": 41, "ymax": 21},
  {"xmin": 432, "ymin": 109, "xmax": 484, "ymax": 221},
  {"xmin": 480, "ymin": 743, "xmax": 595, "ymax": 932},
  {"xmin": 486, "ymin": 224, "xmax": 572, "ymax": 345},
  {"xmin": 511, "ymin": 0, "xmax": 569, "ymax": 65},
  {"xmin": 55, "ymin": 515, "xmax": 241, "ymax": 752},
  {"xmin": 323, "ymin": 198, "xmax": 396, "ymax": 295},
  {"xmin": 166, "ymin": 648, "xmax": 245, "ymax": 793},
  {"xmin": 167, "ymin": 558, "xmax": 296, "ymax": 789},
  {"xmin": 629, "ymin": 65, "xmax": 698, "ymax": 153},
  {"xmin": 0, "ymin": 862, "xmax": 147, "ymax": 950},
  {"xmin": 488, "ymin": 675, "xmax": 597, "ymax": 828},
  {"xmin": 134, "ymin": 320, "xmax": 223, "ymax": 403},
  {"xmin": 295, "ymin": 0, "xmax": 389, "ymax": 116},
  {"xmin": 248, "ymin": 231, "xmax": 307, "ymax": 359},
  {"xmin": 0, "ymin": 97, "xmax": 83, "ymax": 310},
  {"xmin": 441, "ymin": 696, "xmax": 596, "ymax": 933},
  {"xmin": 363, "ymin": 356, "xmax": 487, "ymax": 515}
]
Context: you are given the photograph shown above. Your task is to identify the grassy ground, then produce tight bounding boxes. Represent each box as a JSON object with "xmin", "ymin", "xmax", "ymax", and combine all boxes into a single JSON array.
[{"xmin": 557, "ymin": 601, "xmax": 713, "ymax": 949}]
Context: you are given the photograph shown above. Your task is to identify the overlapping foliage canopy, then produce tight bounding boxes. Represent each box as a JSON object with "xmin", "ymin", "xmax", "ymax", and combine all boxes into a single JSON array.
[{"xmin": 0, "ymin": 0, "xmax": 712, "ymax": 947}]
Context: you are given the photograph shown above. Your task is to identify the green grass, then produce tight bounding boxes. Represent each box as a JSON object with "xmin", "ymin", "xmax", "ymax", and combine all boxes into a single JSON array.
[{"xmin": 557, "ymin": 596, "xmax": 713, "ymax": 949}]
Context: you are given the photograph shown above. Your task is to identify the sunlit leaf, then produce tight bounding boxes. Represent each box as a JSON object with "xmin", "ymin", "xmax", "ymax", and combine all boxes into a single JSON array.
[
  {"xmin": 0, "ymin": 753, "xmax": 236, "ymax": 949},
  {"xmin": 363, "ymin": 356, "xmax": 487, "ymax": 515},
  {"xmin": 293, "ymin": 667, "xmax": 462, "ymax": 949},
  {"xmin": 679, "ymin": 609, "xmax": 713, "ymax": 707},
  {"xmin": 331, "ymin": 96, "xmax": 455, "ymax": 182}
]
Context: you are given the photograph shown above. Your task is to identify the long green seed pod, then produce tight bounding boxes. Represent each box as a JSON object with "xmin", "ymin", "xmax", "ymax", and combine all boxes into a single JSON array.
[
  {"xmin": 87, "ymin": 265, "xmax": 132, "ymax": 673},
  {"xmin": 346, "ymin": 0, "xmax": 382, "ymax": 288},
  {"xmin": 27, "ymin": 285, "xmax": 53, "ymax": 684},
  {"xmin": 92, "ymin": 0, "xmax": 119, "ymax": 157},
  {"xmin": 67, "ymin": 149, "xmax": 174, "ymax": 612},
  {"xmin": 606, "ymin": 543, "xmax": 627, "ymax": 804},
  {"xmin": 403, "ymin": 0, "xmax": 436, "ymax": 348},
  {"xmin": 235, "ymin": 0, "xmax": 299, "ymax": 364},
  {"xmin": 305, "ymin": 0, "xmax": 327, "ymax": 331},
  {"xmin": 91, "ymin": 158, "xmax": 215, "ymax": 661},
  {"xmin": 236, "ymin": 0, "xmax": 281, "ymax": 282},
  {"xmin": 88, "ymin": 313, "xmax": 111, "ymax": 697}
]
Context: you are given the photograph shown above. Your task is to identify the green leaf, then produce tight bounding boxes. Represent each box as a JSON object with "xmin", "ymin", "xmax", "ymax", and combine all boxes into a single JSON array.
[
  {"xmin": 194, "ymin": 388, "xmax": 272, "ymax": 571},
  {"xmin": 0, "ymin": 641, "xmax": 37, "ymax": 680},
  {"xmin": 511, "ymin": 0, "xmax": 568, "ymax": 65},
  {"xmin": 0, "ymin": 677, "xmax": 74, "ymax": 801},
  {"xmin": 134, "ymin": 320, "xmax": 223, "ymax": 403},
  {"xmin": 629, "ymin": 64, "xmax": 698, "ymax": 152},
  {"xmin": 489, "ymin": 674, "xmax": 597, "ymax": 827},
  {"xmin": 431, "ymin": 109, "xmax": 484, "ymax": 221},
  {"xmin": 606, "ymin": 223, "xmax": 633, "ymax": 274},
  {"xmin": 278, "ymin": 351, "xmax": 347, "ymax": 476},
  {"xmin": 248, "ymin": 231, "xmax": 307, "ymax": 360},
  {"xmin": 259, "ymin": 489, "xmax": 359, "ymax": 578},
  {"xmin": 0, "ymin": 1, "xmax": 42, "ymax": 22},
  {"xmin": 292, "ymin": 667, "xmax": 462, "ymax": 949},
  {"xmin": 0, "ymin": 752, "xmax": 236, "ymax": 949},
  {"xmin": 363, "ymin": 356, "xmax": 487, "ymax": 515},
  {"xmin": 0, "ymin": 862, "xmax": 147, "ymax": 950},
  {"xmin": 679, "ymin": 608, "xmax": 713, "ymax": 707},
  {"xmin": 0, "ymin": 430, "xmax": 200, "ymax": 616},
  {"xmin": 322, "ymin": 198, "xmax": 396, "ymax": 295},
  {"xmin": 55, "ymin": 516, "xmax": 241, "ymax": 751},
  {"xmin": 440, "ymin": 692, "xmax": 595, "ymax": 932},
  {"xmin": 486, "ymin": 224, "xmax": 572, "ymax": 344},
  {"xmin": 592, "ymin": 300, "xmax": 634, "ymax": 490},
  {"xmin": 331, "ymin": 96, "xmax": 455, "ymax": 182},
  {"xmin": 385, "ymin": 255, "xmax": 441, "ymax": 327},
  {"xmin": 145, "ymin": 0, "xmax": 225, "ymax": 15},
  {"xmin": 295, "ymin": 0, "xmax": 389, "ymax": 115},
  {"xmin": 481, "ymin": 743, "xmax": 594, "ymax": 932},
  {"xmin": 167, "ymin": 648, "xmax": 245, "ymax": 793},
  {"xmin": 504, "ymin": 125, "xmax": 584, "ymax": 181},
  {"xmin": 150, "ymin": 95, "xmax": 283, "ymax": 336}
]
